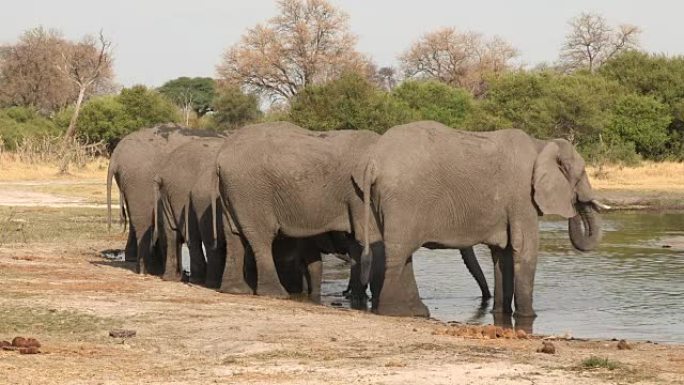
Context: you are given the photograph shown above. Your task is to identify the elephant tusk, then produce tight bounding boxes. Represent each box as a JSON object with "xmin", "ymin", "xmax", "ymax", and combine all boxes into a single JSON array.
[{"xmin": 591, "ymin": 199, "xmax": 611, "ymax": 211}]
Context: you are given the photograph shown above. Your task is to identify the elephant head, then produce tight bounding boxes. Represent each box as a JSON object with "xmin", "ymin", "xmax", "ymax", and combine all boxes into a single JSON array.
[{"xmin": 532, "ymin": 139, "xmax": 608, "ymax": 251}]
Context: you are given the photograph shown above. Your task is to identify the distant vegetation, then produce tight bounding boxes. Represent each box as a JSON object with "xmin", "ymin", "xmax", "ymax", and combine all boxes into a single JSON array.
[{"xmin": 1, "ymin": 0, "xmax": 683, "ymax": 163}]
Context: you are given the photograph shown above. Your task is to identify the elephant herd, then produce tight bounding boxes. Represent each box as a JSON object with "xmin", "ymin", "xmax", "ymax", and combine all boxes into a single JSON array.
[{"xmin": 107, "ymin": 121, "xmax": 607, "ymax": 320}]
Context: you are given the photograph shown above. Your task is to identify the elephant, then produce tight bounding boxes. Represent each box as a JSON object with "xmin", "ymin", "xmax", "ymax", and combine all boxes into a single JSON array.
[
  {"xmin": 106, "ymin": 124, "xmax": 221, "ymax": 274},
  {"xmin": 152, "ymin": 136, "xmax": 227, "ymax": 287},
  {"xmin": 213, "ymin": 121, "xmax": 493, "ymax": 306},
  {"xmin": 356, "ymin": 121, "xmax": 607, "ymax": 318},
  {"xmin": 214, "ymin": 122, "xmax": 382, "ymax": 301}
]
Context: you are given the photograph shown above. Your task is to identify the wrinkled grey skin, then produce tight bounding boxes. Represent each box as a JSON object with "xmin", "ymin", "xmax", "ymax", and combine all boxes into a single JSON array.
[
  {"xmin": 153, "ymin": 136, "xmax": 226, "ymax": 287},
  {"xmin": 215, "ymin": 122, "xmax": 381, "ymax": 299},
  {"xmin": 357, "ymin": 121, "xmax": 604, "ymax": 318},
  {"xmin": 106, "ymin": 124, "xmax": 220, "ymax": 274}
]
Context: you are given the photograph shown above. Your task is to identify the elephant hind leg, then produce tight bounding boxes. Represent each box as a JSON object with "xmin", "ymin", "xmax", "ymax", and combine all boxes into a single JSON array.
[
  {"xmin": 162, "ymin": 225, "xmax": 182, "ymax": 282},
  {"xmin": 489, "ymin": 245, "xmax": 514, "ymax": 314},
  {"xmin": 124, "ymin": 228, "xmax": 138, "ymax": 262},
  {"xmin": 374, "ymin": 242, "xmax": 428, "ymax": 317},
  {"xmin": 219, "ymin": 229, "xmax": 253, "ymax": 295},
  {"xmin": 248, "ymin": 232, "xmax": 289, "ymax": 298}
]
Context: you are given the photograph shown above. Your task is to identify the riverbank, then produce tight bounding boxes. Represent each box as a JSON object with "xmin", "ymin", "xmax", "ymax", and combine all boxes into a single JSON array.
[
  {"xmin": 588, "ymin": 161, "xmax": 684, "ymax": 210},
  {"xmin": 1, "ymin": 159, "xmax": 683, "ymax": 383},
  {"xmin": 1, "ymin": 227, "xmax": 683, "ymax": 384},
  {"xmin": 1, "ymin": 157, "xmax": 684, "ymax": 210}
]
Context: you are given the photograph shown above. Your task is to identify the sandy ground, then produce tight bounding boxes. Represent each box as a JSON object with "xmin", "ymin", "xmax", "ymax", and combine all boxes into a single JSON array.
[
  {"xmin": 1, "ymin": 163, "xmax": 683, "ymax": 384},
  {"xmin": 1, "ymin": 241, "xmax": 683, "ymax": 385}
]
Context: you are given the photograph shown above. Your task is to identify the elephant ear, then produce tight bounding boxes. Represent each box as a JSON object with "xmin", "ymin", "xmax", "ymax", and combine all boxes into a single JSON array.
[{"xmin": 532, "ymin": 142, "xmax": 576, "ymax": 218}]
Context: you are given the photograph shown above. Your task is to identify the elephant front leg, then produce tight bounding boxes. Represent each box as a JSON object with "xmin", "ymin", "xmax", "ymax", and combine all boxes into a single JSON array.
[
  {"xmin": 348, "ymin": 242, "xmax": 369, "ymax": 310},
  {"xmin": 489, "ymin": 245, "xmax": 514, "ymax": 314},
  {"xmin": 511, "ymin": 229, "xmax": 539, "ymax": 319},
  {"xmin": 219, "ymin": 230, "xmax": 253, "ymax": 294},
  {"xmin": 374, "ymin": 243, "xmax": 429, "ymax": 317}
]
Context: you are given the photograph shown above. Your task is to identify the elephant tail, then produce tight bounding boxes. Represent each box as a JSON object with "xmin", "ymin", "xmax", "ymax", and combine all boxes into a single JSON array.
[
  {"xmin": 152, "ymin": 175, "xmax": 162, "ymax": 252},
  {"xmin": 106, "ymin": 161, "xmax": 115, "ymax": 231},
  {"xmin": 211, "ymin": 166, "xmax": 220, "ymax": 249},
  {"xmin": 119, "ymin": 189, "xmax": 127, "ymax": 233},
  {"xmin": 360, "ymin": 160, "xmax": 375, "ymax": 286},
  {"xmin": 185, "ymin": 193, "xmax": 191, "ymax": 245}
]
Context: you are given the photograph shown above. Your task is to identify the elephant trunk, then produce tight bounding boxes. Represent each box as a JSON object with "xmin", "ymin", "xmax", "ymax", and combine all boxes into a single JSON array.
[{"xmin": 568, "ymin": 202, "xmax": 602, "ymax": 252}]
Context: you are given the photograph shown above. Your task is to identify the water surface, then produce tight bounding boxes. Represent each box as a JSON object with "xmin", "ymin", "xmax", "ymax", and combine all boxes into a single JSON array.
[{"xmin": 321, "ymin": 211, "xmax": 684, "ymax": 343}]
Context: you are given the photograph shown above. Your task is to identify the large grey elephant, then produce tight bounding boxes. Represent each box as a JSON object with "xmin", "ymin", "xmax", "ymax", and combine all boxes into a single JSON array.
[
  {"xmin": 106, "ymin": 124, "xmax": 220, "ymax": 274},
  {"xmin": 356, "ymin": 121, "xmax": 607, "ymax": 318},
  {"xmin": 214, "ymin": 122, "xmax": 381, "ymax": 299},
  {"xmin": 152, "ymin": 136, "xmax": 226, "ymax": 287},
  {"xmin": 213, "ymin": 122, "xmax": 493, "ymax": 305}
]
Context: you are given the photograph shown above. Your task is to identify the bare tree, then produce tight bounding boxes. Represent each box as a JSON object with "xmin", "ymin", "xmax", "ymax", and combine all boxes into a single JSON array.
[
  {"xmin": 560, "ymin": 12, "xmax": 641, "ymax": 72},
  {"xmin": 375, "ymin": 66, "xmax": 399, "ymax": 91},
  {"xmin": 217, "ymin": 0, "xmax": 369, "ymax": 101},
  {"xmin": 399, "ymin": 27, "xmax": 518, "ymax": 95},
  {"xmin": 0, "ymin": 27, "xmax": 76, "ymax": 111},
  {"xmin": 59, "ymin": 31, "xmax": 114, "ymax": 141}
]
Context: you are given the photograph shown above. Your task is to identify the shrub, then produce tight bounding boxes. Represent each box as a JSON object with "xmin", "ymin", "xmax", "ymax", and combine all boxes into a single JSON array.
[
  {"xmin": 0, "ymin": 107, "xmax": 60, "ymax": 150},
  {"xmin": 290, "ymin": 72, "xmax": 415, "ymax": 133},
  {"xmin": 391, "ymin": 80, "xmax": 473, "ymax": 127}
]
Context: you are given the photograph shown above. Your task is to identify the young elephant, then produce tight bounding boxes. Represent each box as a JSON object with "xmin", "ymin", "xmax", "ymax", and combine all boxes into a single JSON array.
[
  {"xmin": 215, "ymin": 122, "xmax": 381, "ymax": 299},
  {"xmin": 357, "ymin": 121, "xmax": 607, "ymax": 318},
  {"xmin": 152, "ymin": 136, "xmax": 226, "ymax": 287},
  {"xmin": 106, "ymin": 124, "xmax": 221, "ymax": 274}
]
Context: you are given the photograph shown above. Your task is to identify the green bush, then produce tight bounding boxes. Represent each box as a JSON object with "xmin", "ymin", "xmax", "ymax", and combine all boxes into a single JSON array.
[
  {"xmin": 290, "ymin": 72, "xmax": 415, "ymax": 133},
  {"xmin": 210, "ymin": 85, "xmax": 261, "ymax": 130},
  {"xmin": 477, "ymin": 71, "xmax": 621, "ymax": 145},
  {"xmin": 0, "ymin": 107, "xmax": 60, "ymax": 150},
  {"xmin": 391, "ymin": 80, "xmax": 473, "ymax": 127},
  {"xmin": 605, "ymin": 94, "xmax": 671, "ymax": 159},
  {"xmin": 76, "ymin": 85, "xmax": 179, "ymax": 144}
]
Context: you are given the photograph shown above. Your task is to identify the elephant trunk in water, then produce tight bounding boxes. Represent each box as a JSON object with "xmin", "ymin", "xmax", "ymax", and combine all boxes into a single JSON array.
[{"xmin": 568, "ymin": 201, "xmax": 603, "ymax": 252}]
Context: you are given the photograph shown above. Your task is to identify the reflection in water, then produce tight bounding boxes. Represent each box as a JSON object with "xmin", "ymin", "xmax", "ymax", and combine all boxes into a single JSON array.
[{"xmin": 321, "ymin": 211, "xmax": 684, "ymax": 343}]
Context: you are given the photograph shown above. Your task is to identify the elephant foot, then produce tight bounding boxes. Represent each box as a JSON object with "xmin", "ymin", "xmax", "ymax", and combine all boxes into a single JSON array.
[
  {"xmin": 513, "ymin": 309, "xmax": 537, "ymax": 319},
  {"xmin": 204, "ymin": 272, "xmax": 223, "ymax": 289},
  {"xmin": 124, "ymin": 254, "xmax": 137, "ymax": 262},
  {"xmin": 189, "ymin": 275, "xmax": 206, "ymax": 285},
  {"xmin": 256, "ymin": 282, "xmax": 290, "ymax": 299},
  {"xmin": 162, "ymin": 272, "xmax": 182, "ymax": 282},
  {"xmin": 374, "ymin": 300, "xmax": 430, "ymax": 318},
  {"xmin": 309, "ymin": 293, "xmax": 321, "ymax": 304},
  {"xmin": 350, "ymin": 294, "xmax": 369, "ymax": 311},
  {"xmin": 219, "ymin": 281, "xmax": 254, "ymax": 295},
  {"xmin": 204, "ymin": 279, "xmax": 221, "ymax": 289}
]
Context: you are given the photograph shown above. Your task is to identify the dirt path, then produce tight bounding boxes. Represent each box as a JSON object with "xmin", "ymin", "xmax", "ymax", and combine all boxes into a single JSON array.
[
  {"xmin": 0, "ymin": 241, "xmax": 682, "ymax": 385},
  {"xmin": 0, "ymin": 180, "xmax": 110, "ymax": 208}
]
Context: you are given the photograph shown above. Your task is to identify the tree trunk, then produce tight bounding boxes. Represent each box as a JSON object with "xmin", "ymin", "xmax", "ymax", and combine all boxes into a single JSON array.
[{"xmin": 65, "ymin": 85, "xmax": 86, "ymax": 141}]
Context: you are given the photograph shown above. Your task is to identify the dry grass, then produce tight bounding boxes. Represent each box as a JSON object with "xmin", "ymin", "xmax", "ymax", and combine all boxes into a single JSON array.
[
  {"xmin": 587, "ymin": 161, "xmax": 684, "ymax": 191},
  {"xmin": 0, "ymin": 153, "xmax": 108, "ymax": 182}
]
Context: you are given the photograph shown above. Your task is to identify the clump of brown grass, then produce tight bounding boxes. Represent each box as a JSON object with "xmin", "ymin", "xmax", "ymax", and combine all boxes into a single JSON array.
[
  {"xmin": 0, "ymin": 152, "xmax": 108, "ymax": 181},
  {"xmin": 587, "ymin": 161, "xmax": 684, "ymax": 191},
  {"xmin": 0, "ymin": 135, "xmax": 108, "ymax": 179}
]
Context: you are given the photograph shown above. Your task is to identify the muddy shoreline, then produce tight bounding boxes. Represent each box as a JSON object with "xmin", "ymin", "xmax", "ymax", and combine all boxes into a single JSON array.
[{"xmin": 595, "ymin": 188, "xmax": 684, "ymax": 211}]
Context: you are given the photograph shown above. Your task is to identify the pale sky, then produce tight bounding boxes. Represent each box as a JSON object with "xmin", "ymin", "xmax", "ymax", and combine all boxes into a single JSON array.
[{"xmin": 2, "ymin": 0, "xmax": 683, "ymax": 87}]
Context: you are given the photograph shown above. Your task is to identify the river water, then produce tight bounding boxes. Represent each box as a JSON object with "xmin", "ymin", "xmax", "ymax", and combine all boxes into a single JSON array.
[{"xmin": 320, "ymin": 211, "xmax": 684, "ymax": 343}]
